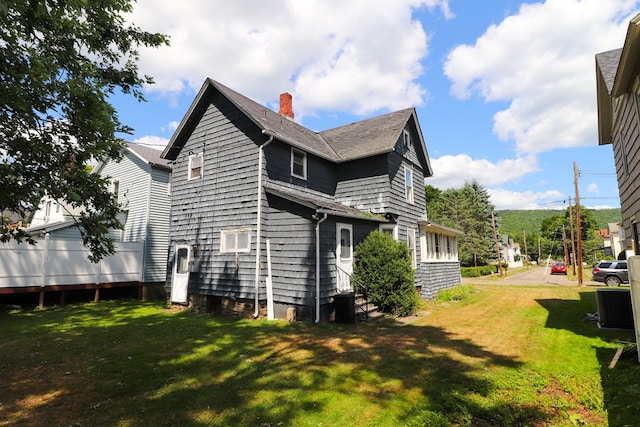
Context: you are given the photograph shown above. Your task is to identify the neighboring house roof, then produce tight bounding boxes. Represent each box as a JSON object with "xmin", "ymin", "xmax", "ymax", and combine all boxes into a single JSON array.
[
  {"xmin": 162, "ymin": 78, "xmax": 433, "ymax": 175},
  {"xmin": 25, "ymin": 218, "xmax": 77, "ymax": 235},
  {"xmin": 94, "ymin": 142, "xmax": 172, "ymax": 174},
  {"xmin": 264, "ymin": 182, "xmax": 387, "ymax": 222}
]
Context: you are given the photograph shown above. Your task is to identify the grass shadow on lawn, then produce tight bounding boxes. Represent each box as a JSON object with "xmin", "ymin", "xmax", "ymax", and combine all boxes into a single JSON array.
[
  {"xmin": 536, "ymin": 290, "xmax": 639, "ymax": 426},
  {"xmin": 0, "ymin": 298, "xmax": 570, "ymax": 426}
]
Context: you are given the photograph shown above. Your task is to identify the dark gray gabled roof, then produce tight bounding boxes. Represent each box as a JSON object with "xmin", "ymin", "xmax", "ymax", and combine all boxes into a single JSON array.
[
  {"xmin": 162, "ymin": 79, "xmax": 339, "ymax": 161},
  {"xmin": 214, "ymin": 80, "xmax": 340, "ymax": 161},
  {"xmin": 321, "ymin": 108, "xmax": 413, "ymax": 159},
  {"xmin": 161, "ymin": 78, "xmax": 432, "ymax": 174}
]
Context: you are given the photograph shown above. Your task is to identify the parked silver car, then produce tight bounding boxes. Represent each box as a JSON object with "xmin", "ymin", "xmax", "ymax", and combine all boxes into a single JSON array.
[{"xmin": 592, "ymin": 260, "xmax": 629, "ymax": 286}]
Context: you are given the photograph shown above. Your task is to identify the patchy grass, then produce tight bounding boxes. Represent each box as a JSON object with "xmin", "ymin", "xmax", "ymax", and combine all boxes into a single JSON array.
[
  {"xmin": 435, "ymin": 285, "xmax": 476, "ymax": 302},
  {"xmin": 1, "ymin": 286, "xmax": 638, "ymax": 426}
]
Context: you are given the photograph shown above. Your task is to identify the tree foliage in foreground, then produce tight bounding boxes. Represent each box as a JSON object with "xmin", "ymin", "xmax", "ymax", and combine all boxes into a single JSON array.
[
  {"xmin": 425, "ymin": 180, "xmax": 496, "ymax": 267},
  {"xmin": 0, "ymin": 0, "xmax": 167, "ymax": 261},
  {"xmin": 353, "ymin": 231, "xmax": 419, "ymax": 316}
]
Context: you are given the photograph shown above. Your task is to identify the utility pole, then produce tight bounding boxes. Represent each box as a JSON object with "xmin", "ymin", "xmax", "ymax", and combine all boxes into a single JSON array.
[
  {"xmin": 523, "ymin": 230, "xmax": 529, "ymax": 269},
  {"xmin": 562, "ymin": 224, "xmax": 569, "ymax": 267},
  {"xmin": 568, "ymin": 196, "xmax": 577, "ymax": 276},
  {"xmin": 492, "ymin": 211, "xmax": 504, "ymax": 276},
  {"xmin": 574, "ymin": 162, "xmax": 584, "ymax": 287},
  {"xmin": 538, "ymin": 238, "xmax": 541, "ymax": 264}
]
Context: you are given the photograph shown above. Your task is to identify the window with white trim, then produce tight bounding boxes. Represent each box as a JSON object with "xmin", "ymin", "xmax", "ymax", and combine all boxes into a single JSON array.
[
  {"xmin": 379, "ymin": 224, "xmax": 398, "ymax": 240},
  {"xmin": 220, "ymin": 228, "xmax": 251, "ymax": 253},
  {"xmin": 188, "ymin": 153, "xmax": 203, "ymax": 180},
  {"xmin": 111, "ymin": 179, "xmax": 120, "ymax": 202},
  {"xmin": 291, "ymin": 148, "xmax": 307, "ymax": 179},
  {"xmin": 404, "ymin": 166, "xmax": 414, "ymax": 204},
  {"xmin": 407, "ymin": 228, "xmax": 417, "ymax": 269}
]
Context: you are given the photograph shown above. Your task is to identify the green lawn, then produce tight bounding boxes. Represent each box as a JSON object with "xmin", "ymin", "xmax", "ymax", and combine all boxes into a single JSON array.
[{"xmin": 1, "ymin": 285, "xmax": 639, "ymax": 426}]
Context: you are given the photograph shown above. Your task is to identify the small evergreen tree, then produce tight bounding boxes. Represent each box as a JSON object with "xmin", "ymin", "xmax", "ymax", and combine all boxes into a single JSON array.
[{"xmin": 352, "ymin": 231, "xmax": 419, "ymax": 316}]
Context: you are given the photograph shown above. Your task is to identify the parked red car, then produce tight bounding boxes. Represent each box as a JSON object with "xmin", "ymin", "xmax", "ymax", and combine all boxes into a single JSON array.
[{"xmin": 551, "ymin": 262, "xmax": 567, "ymax": 275}]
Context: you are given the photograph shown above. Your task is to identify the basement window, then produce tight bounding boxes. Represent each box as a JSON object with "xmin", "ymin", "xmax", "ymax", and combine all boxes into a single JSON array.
[{"xmin": 220, "ymin": 228, "xmax": 251, "ymax": 253}]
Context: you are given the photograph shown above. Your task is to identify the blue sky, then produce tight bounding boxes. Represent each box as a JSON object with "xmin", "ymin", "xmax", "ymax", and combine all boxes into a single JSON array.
[{"xmin": 112, "ymin": 0, "xmax": 639, "ymax": 210}]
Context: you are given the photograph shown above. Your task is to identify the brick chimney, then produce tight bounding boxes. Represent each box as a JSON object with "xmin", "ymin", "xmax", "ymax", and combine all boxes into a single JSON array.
[{"xmin": 279, "ymin": 92, "xmax": 294, "ymax": 120}]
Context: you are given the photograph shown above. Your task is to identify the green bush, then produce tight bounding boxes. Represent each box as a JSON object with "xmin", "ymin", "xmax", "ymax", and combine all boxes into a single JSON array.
[
  {"xmin": 352, "ymin": 230, "xmax": 419, "ymax": 316},
  {"xmin": 461, "ymin": 265, "xmax": 494, "ymax": 277}
]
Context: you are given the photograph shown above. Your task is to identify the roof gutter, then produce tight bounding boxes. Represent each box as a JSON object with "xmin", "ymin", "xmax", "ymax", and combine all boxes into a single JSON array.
[{"xmin": 254, "ymin": 134, "xmax": 274, "ymax": 318}]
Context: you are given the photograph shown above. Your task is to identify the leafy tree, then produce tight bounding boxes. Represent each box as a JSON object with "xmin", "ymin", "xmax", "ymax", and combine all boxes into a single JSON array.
[
  {"xmin": 536, "ymin": 206, "xmax": 604, "ymax": 264},
  {"xmin": 352, "ymin": 231, "xmax": 418, "ymax": 316},
  {"xmin": 0, "ymin": 1, "xmax": 167, "ymax": 261},
  {"xmin": 426, "ymin": 181, "xmax": 496, "ymax": 267}
]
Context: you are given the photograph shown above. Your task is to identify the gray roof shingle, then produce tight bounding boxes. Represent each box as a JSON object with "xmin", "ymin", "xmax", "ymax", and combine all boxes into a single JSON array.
[
  {"xmin": 127, "ymin": 143, "xmax": 172, "ymax": 170},
  {"xmin": 595, "ymin": 48, "xmax": 622, "ymax": 95}
]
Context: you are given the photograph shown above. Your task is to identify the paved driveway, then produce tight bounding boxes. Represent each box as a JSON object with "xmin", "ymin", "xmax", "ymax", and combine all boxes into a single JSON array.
[{"xmin": 463, "ymin": 266, "xmax": 601, "ymax": 287}]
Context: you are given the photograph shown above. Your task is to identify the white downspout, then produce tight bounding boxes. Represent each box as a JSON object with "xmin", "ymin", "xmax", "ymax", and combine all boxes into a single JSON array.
[
  {"xmin": 254, "ymin": 135, "xmax": 274, "ymax": 318},
  {"xmin": 315, "ymin": 212, "xmax": 328, "ymax": 323}
]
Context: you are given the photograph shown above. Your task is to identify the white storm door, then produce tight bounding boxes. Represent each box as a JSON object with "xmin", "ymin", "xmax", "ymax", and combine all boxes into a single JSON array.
[
  {"xmin": 336, "ymin": 223, "xmax": 354, "ymax": 293},
  {"xmin": 171, "ymin": 245, "xmax": 190, "ymax": 304}
]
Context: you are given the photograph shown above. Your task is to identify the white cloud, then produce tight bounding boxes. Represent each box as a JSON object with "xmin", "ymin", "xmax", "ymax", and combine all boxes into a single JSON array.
[
  {"xmin": 127, "ymin": 0, "xmax": 452, "ymax": 118},
  {"xmin": 427, "ymin": 153, "xmax": 539, "ymax": 189},
  {"xmin": 132, "ymin": 135, "xmax": 170, "ymax": 149},
  {"xmin": 587, "ymin": 183, "xmax": 600, "ymax": 193},
  {"xmin": 162, "ymin": 121, "xmax": 180, "ymax": 133},
  {"xmin": 488, "ymin": 188, "xmax": 566, "ymax": 210},
  {"xmin": 444, "ymin": 0, "xmax": 638, "ymax": 155}
]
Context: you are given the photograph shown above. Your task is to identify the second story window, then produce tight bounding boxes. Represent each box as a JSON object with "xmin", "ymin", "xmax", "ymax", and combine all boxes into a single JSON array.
[
  {"xmin": 111, "ymin": 179, "xmax": 120, "ymax": 203},
  {"xmin": 405, "ymin": 166, "xmax": 414, "ymax": 204},
  {"xmin": 188, "ymin": 153, "xmax": 203, "ymax": 180},
  {"xmin": 291, "ymin": 148, "xmax": 307, "ymax": 179},
  {"xmin": 403, "ymin": 129, "xmax": 411, "ymax": 150}
]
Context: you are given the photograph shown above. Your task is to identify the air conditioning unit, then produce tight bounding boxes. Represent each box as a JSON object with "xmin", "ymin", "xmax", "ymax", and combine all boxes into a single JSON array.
[{"xmin": 596, "ymin": 288, "xmax": 634, "ymax": 329}]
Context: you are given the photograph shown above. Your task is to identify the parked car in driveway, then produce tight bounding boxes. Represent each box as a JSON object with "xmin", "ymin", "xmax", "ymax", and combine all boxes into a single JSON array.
[
  {"xmin": 592, "ymin": 260, "xmax": 628, "ymax": 286},
  {"xmin": 551, "ymin": 262, "xmax": 567, "ymax": 275}
]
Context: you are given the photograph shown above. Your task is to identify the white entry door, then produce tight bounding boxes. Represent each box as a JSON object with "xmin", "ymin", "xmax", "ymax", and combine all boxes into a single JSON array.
[
  {"xmin": 171, "ymin": 245, "xmax": 190, "ymax": 304},
  {"xmin": 336, "ymin": 223, "xmax": 354, "ymax": 293}
]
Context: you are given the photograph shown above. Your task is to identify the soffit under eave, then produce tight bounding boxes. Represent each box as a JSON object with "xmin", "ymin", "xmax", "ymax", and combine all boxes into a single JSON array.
[
  {"xmin": 612, "ymin": 13, "xmax": 640, "ymax": 97},
  {"xmin": 161, "ymin": 80, "xmax": 216, "ymax": 161},
  {"xmin": 595, "ymin": 66, "xmax": 613, "ymax": 146},
  {"xmin": 409, "ymin": 110, "xmax": 433, "ymax": 177}
]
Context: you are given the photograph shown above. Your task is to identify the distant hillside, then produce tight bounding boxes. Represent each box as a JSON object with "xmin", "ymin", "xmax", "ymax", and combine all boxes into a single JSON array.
[{"xmin": 497, "ymin": 208, "xmax": 621, "ymax": 239}]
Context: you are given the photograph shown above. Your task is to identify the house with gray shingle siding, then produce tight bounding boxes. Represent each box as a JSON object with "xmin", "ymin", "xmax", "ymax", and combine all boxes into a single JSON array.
[
  {"xmin": 162, "ymin": 79, "xmax": 461, "ymax": 321},
  {"xmin": 596, "ymin": 13, "xmax": 640, "ymax": 257}
]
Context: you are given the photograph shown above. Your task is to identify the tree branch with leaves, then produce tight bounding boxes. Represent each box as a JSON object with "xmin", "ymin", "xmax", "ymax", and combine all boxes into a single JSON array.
[{"xmin": 0, "ymin": 0, "xmax": 168, "ymax": 261}]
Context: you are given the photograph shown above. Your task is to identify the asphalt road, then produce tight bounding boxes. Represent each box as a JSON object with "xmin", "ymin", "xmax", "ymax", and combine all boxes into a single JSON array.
[{"xmin": 463, "ymin": 266, "xmax": 601, "ymax": 287}]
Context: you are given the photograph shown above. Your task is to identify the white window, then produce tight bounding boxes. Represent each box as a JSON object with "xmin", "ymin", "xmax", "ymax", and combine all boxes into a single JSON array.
[
  {"xmin": 379, "ymin": 224, "xmax": 398, "ymax": 240},
  {"xmin": 188, "ymin": 153, "xmax": 203, "ymax": 180},
  {"xmin": 403, "ymin": 129, "xmax": 411, "ymax": 150},
  {"xmin": 220, "ymin": 228, "xmax": 251, "ymax": 253},
  {"xmin": 407, "ymin": 228, "xmax": 417, "ymax": 269},
  {"xmin": 291, "ymin": 148, "xmax": 307, "ymax": 179},
  {"xmin": 404, "ymin": 167, "xmax": 414, "ymax": 204},
  {"xmin": 111, "ymin": 179, "xmax": 120, "ymax": 202}
]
